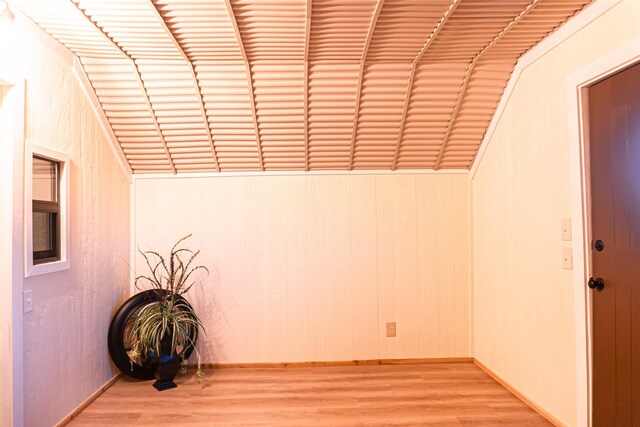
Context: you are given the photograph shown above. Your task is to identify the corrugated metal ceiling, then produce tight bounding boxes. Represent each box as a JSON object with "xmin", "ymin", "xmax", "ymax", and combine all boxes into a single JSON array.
[{"xmin": 14, "ymin": 0, "xmax": 592, "ymax": 174}]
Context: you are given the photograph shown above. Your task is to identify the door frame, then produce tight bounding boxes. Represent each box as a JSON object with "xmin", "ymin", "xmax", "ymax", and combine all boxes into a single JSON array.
[
  {"xmin": 567, "ymin": 35, "xmax": 640, "ymax": 427},
  {"xmin": 0, "ymin": 78, "xmax": 26, "ymax": 427}
]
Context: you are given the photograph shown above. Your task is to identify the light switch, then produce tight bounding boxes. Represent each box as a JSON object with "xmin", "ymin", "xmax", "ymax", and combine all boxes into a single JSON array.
[
  {"xmin": 562, "ymin": 247, "xmax": 573, "ymax": 270},
  {"xmin": 23, "ymin": 290, "xmax": 33, "ymax": 313},
  {"xmin": 561, "ymin": 218, "xmax": 572, "ymax": 241}
]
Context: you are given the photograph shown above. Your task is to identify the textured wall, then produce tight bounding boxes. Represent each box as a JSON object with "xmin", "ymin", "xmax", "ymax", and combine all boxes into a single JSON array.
[
  {"xmin": 134, "ymin": 173, "xmax": 470, "ymax": 363},
  {"xmin": 471, "ymin": 1, "xmax": 640, "ymax": 425},
  {"xmin": 17, "ymin": 32, "xmax": 131, "ymax": 426}
]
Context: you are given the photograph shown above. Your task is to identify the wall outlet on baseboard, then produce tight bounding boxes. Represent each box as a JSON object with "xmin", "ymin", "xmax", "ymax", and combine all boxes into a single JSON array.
[{"xmin": 386, "ymin": 322, "xmax": 396, "ymax": 337}]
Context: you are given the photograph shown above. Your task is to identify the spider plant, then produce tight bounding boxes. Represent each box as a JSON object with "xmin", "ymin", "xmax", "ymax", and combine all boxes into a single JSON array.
[{"xmin": 128, "ymin": 234, "xmax": 208, "ymax": 382}]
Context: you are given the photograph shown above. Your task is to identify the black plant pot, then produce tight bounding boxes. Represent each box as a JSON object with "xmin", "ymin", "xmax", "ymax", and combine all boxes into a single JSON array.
[
  {"xmin": 152, "ymin": 334, "xmax": 180, "ymax": 391},
  {"xmin": 108, "ymin": 290, "xmax": 197, "ymax": 380}
]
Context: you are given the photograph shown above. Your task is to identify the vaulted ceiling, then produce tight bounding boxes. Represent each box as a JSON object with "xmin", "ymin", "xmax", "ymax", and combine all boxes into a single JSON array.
[{"xmin": 15, "ymin": 0, "xmax": 591, "ymax": 174}]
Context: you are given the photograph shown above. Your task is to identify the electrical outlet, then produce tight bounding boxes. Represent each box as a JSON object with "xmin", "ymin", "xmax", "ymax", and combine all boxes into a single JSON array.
[
  {"xmin": 561, "ymin": 218, "xmax": 572, "ymax": 241},
  {"xmin": 562, "ymin": 247, "xmax": 573, "ymax": 270},
  {"xmin": 23, "ymin": 290, "xmax": 33, "ymax": 313},
  {"xmin": 386, "ymin": 322, "xmax": 396, "ymax": 337}
]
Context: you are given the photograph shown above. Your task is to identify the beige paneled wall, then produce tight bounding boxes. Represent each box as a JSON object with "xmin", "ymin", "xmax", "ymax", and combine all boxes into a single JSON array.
[
  {"xmin": 471, "ymin": 1, "xmax": 640, "ymax": 426},
  {"xmin": 134, "ymin": 173, "xmax": 470, "ymax": 363}
]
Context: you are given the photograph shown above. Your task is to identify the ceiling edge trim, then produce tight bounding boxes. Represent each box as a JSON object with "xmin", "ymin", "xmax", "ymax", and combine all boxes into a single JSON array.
[
  {"xmin": 469, "ymin": 0, "xmax": 622, "ymax": 180},
  {"xmin": 72, "ymin": 58, "xmax": 133, "ymax": 179},
  {"xmin": 132, "ymin": 168, "xmax": 469, "ymax": 181}
]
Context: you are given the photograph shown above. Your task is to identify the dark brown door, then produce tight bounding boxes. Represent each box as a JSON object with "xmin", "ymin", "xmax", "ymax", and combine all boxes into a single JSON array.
[{"xmin": 589, "ymin": 61, "xmax": 640, "ymax": 426}]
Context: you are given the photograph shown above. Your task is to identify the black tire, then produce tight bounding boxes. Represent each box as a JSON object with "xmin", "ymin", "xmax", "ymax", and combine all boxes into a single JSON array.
[{"xmin": 108, "ymin": 290, "xmax": 197, "ymax": 380}]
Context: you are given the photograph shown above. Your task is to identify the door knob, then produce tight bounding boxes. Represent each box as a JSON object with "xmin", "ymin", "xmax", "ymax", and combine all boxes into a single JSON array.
[
  {"xmin": 588, "ymin": 277, "xmax": 605, "ymax": 292},
  {"xmin": 593, "ymin": 239, "xmax": 604, "ymax": 252}
]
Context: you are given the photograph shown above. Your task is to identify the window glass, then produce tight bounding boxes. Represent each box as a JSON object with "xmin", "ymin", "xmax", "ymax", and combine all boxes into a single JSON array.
[
  {"xmin": 32, "ymin": 156, "xmax": 60, "ymax": 264},
  {"xmin": 32, "ymin": 211, "xmax": 56, "ymax": 252},
  {"xmin": 33, "ymin": 156, "xmax": 57, "ymax": 202}
]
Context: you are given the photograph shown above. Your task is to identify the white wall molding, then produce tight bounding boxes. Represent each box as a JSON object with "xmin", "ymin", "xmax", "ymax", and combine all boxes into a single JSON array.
[
  {"xmin": 470, "ymin": 0, "xmax": 622, "ymax": 179},
  {"xmin": 467, "ymin": 174, "xmax": 474, "ymax": 357},
  {"xmin": 566, "ymin": 34, "xmax": 640, "ymax": 427},
  {"xmin": 129, "ymin": 181, "xmax": 136, "ymax": 296},
  {"xmin": 132, "ymin": 168, "xmax": 468, "ymax": 181}
]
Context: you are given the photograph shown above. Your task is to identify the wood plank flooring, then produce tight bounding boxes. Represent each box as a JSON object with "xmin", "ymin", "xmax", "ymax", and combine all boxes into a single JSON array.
[{"xmin": 68, "ymin": 362, "xmax": 551, "ymax": 426}]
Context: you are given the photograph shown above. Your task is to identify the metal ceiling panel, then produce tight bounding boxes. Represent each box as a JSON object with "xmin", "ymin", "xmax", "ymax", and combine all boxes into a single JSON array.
[{"xmin": 14, "ymin": 0, "xmax": 592, "ymax": 173}]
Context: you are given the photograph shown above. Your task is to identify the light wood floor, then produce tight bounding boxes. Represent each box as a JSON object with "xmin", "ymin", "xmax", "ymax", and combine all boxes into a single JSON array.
[{"xmin": 68, "ymin": 362, "xmax": 551, "ymax": 426}]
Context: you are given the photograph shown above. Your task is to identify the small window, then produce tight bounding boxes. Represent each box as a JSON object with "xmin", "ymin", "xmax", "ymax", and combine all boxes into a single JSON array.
[
  {"xmin": 32, "ymin": 156, "xmax": 60, "ymax": 264},
  {"xmin": 25, "ymin": 144, "xmax": 70, "ymax": 277}
]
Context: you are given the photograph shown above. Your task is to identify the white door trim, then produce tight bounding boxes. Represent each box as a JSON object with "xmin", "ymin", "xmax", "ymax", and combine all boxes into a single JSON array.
[
  {"xmin": 0, "ymin": 80, "xmax": 26, "ymax": 427},
  {"xmin": 567, "ymin": 34, "xmax": 640, "ymax": 427}
]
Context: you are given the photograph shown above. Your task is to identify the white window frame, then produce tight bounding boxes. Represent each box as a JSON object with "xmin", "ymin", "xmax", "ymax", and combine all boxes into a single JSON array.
[{"xmin": 24, "ymin": 143, "xmax": 70, "ymax": 276}]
